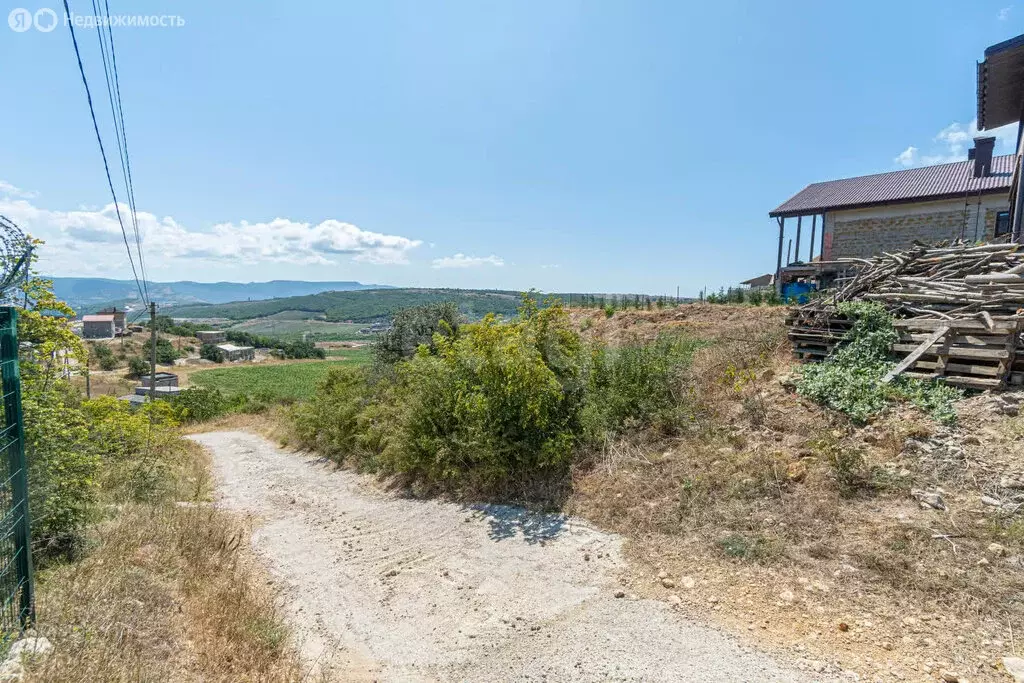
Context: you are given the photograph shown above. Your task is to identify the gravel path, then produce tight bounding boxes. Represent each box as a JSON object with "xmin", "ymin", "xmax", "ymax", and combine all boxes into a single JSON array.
[{"xmin": 192, "ymin": 431, "xmax": 814, "ymax": 682}]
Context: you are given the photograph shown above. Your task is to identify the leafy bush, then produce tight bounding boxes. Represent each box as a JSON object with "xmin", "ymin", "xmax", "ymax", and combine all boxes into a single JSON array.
[
  {"xmin": 289, "ymin": 367, "xmax": 370, "ymax": 463},
  {"xmin": 589, "ymin": 333, "xmax": 703, "ymax": 433},
  {"xmin": 171, "ymin": 387, "xmax": 227, "ymax": 423},
  {"xmin": 90, "ymin": 343, "xmax": 117, "ymax": 371},
  {"xmin": 127, "ymin": 356, "xmax": 149, "ymax": 378},
  {"xmin": 22, "ymin": 379, "xmax": 98, "ymax": 556},
  {"xmin": 372, "ymin": 301, "xmax": 459, "ymax": 367},
  {"xmin": 200, "ymin": 343, "xmax": 225, "ymax": 363},
  {"xmin": 155, "ymin": 338, "xmax": 179, "ymax": 364},
  {"xmin": 291, "ymin": 296, "xmax": 703, "ymax": 493},
  {"xmin": 797, "ymin": 302, "xmax": 960, "ymax": 424},
  {"xmin": 379, "ymin": 300, "xmax": 587, "ymax": 489}
]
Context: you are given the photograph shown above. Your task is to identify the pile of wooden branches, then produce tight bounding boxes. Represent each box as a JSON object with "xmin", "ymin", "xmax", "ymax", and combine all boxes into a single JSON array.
[
  {"xmin": 788, "ymin": 241, "xmax": 1024, "ymax": 389},
  {"xmin": 804, "ymin": 241, "xmax": 1024, "ymax": 319}
]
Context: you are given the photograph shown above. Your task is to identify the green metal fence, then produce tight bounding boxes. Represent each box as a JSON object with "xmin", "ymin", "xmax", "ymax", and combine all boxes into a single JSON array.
[{"xmin": 0, "ymin": 308, "xmax": 33, "ymax": 631}]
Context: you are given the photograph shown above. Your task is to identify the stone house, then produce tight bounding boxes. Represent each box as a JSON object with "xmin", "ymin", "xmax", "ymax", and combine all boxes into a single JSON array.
[
  {"xmin": 196, "ymin": 330, "xmax": 227, "ymax": 344},
  {"xmin": 96, "ymin": 307, "xmax": 127, "ymax": 332},
  {"xmin": 82, "ymin": 314, "xmax": 116, "ymax": 339},
  {"xmin": 216, "ymin": 343, "xmax": 255, "ymax": 362}
]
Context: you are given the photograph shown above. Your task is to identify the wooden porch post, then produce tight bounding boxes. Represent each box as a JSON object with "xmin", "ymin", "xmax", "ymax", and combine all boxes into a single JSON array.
[
  {"xmin": 794, "ymin": 215, "xmax": 802, "ymax": 264},
  {"xmin": 808, "ymin": 215, "xmax": 817, "ymax": 262},
  {"xmin": 775, "ymin": 216, "xmax": 785, "ymax": 294}
]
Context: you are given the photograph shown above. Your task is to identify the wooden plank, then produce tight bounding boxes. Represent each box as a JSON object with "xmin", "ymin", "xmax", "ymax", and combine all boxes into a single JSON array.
[
  {"xmin": 899, "ymin": 332, "xmax": 1009, "ymax": 346},
  {"xmin": 912, "ymin": 360, "xmax": 1002, "ymax": 376},
  {"xmin": 891, "ymin": 343, "xmax": 1011, "ymax": 360},
  {"xmin": 902, "ymin": 373, "xmax": 1004, "ymax": 389},
  {"xmin": 884, "ymin": 326, "xmax": 949, "ymax": 383},
  {"xmin": 894, "ymin": 318, "xmax": 1020, "ymax": 333}
]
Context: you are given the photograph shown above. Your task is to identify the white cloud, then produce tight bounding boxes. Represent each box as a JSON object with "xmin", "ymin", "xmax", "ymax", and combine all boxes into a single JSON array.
[
  {"xmin": 431, "ymin": 253, "xmax": 505, "ymax": 269},
  {"xmin": 0, "ymin": 183, "xmax": 422, "ymax": 276},
  {"xmin": 0, "ymin": 181, "xmax": 36, "ymax": 200},
  {"xmin": 894, "ymin": 146, "xmax": 918, "ymax": 167},
  {"xmin": 893, "ymin": 119, "xmax": 1018, "ymax": 168},
  {"xmin": 999, "ymin": 6, "xmax": 1012, "ymax": 20}
]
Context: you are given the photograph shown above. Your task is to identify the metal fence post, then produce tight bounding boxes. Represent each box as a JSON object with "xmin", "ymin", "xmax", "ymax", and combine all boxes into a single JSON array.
[{"xmin": 0, "ymin": 308, "xmax": 33, "ymax": 628}]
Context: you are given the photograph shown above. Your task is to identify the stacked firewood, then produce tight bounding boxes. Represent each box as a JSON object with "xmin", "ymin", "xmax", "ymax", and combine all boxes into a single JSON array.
[{"xmin": 787, "ymin": 242, "xmax": 1024, "ymax": 389}]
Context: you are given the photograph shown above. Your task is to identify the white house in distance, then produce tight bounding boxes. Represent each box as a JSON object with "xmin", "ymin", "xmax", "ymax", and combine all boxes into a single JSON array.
[
  {"xmin": 81, "ymin": 314, "xmax": 116, "ymax": 339},
  {"xmin": 216, "ymin": 343, "xmax": 255, "ymax": 362}
]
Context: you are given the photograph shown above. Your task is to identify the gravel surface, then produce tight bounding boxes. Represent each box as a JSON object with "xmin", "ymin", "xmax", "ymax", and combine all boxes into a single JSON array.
[{"xmin": 192, "ymin": 431, "xmax": 815, "ymax": 682}]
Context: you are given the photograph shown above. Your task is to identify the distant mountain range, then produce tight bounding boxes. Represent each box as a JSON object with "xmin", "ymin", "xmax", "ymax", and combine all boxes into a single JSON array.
[{"xmin": 49, "ymin": 277, "xmax": 393, "ymax": 314}]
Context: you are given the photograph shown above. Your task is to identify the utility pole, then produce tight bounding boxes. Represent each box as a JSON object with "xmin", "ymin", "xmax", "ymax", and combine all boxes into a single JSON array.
[
  {"xmin": 149, "ymin": 301, "xmax": 157, "ymax": 401},
  {"xmin": 85, "ymin": 369, "xmax": 91, "ymax": 399}
]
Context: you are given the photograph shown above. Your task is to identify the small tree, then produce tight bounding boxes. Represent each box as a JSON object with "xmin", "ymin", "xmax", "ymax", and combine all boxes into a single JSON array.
[
  {"xmin": 200, "ymin": 343, "xmax": 225, "ymax": 363},
  {"xmin": 127, "ymin": 356, "xmax": 149, "ymax": 378}
]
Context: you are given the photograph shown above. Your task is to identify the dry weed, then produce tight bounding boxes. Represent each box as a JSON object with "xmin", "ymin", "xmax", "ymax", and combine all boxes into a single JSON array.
[{"xmin": 25, "ymin": 431, "xmax": 307, "ymax": 681}]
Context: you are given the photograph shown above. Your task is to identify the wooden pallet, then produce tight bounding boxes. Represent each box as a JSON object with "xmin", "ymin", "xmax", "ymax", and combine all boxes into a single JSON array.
[
  {"xmin": 889, "ymin": 316, "xmax": 1022, "ymax": 389},
  {"xmin": 786, "ymin": 312, "xmax": 1024, "ymax": 389}
]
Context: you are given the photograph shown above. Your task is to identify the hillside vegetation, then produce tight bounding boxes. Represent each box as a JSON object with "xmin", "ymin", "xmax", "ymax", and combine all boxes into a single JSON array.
[{"xmin": 166, "ymin": 287, "xmax": 527, "ymax": 322}]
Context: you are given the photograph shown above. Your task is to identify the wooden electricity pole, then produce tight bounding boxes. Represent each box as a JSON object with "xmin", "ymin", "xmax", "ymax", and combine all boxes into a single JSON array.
[{"xmin": 149, "ymin": 301, "xmax": 157, "ymax": 401}]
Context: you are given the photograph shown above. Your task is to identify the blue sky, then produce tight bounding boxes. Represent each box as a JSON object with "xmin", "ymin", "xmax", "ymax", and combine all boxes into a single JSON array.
[{"xmin": 0, "ymin": 0, "xmax": 1020, "ymax": 296}]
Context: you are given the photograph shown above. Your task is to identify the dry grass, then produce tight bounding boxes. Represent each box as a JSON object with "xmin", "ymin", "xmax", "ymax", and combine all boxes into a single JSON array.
[
  {"xmin": 566, "ymin": 303, "xmax": 1024, "ymax": 681},
  {"xmin": 26, "ymin": 437, "xmax": 306, "ymax": 682}
]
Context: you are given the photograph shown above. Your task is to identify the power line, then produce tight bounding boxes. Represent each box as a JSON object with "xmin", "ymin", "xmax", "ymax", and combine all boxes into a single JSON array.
[
  {"xmin": 96, "ymin": 0, "xmax": 149, "ymax": 304},
  {"xmin": 62, "ymin": 0, "xmax": 147, "ymax": 305}
]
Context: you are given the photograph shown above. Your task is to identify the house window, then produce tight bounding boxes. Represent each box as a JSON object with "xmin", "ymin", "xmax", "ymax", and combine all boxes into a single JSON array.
[{"xmin": 995, "ymin": 210, "xmax": 1011, "ymax": 237}]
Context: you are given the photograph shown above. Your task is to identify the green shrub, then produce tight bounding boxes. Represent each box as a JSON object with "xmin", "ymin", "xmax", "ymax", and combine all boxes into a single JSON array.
[
  {"xmin": 127, "ymin": 356, "xmax": 149, "ymax": 378},
  {"xmin": 289, "ymin": 367, "xmax": 370, "ymax": 463},
  {"xmin": 171, "ymin": 387, "xmax": 227, "ymax": 423},
  {"xmin": 90, "ymin": 343, "xmax": 117, "ymax": 371},
  {"xmin": 155, "ymin": 338, "xmax": 178, "ymax": 364},
  {"xmin": 381, "ymin": 301, "xmax": 586, "ymax": 489},
  {"xmin": 373, "ymin": 301, "xmax": 459, "ymax": 367},
  {"xmin": 589, "ymin": 333, "xmax": 702, "ymax": 433},
  {"xmin": 603, "ymin": 304, "xmax": 615, "ymax": 318},
  {"xmin": 22, "ymin": 379, "xmax": 98, "ymax": 556},
  {"xmin": 797, "ymin": 302, "xmax": 960, "ymax": 424},
  {"xmin": 200, "ymin": 343, "xmax": 225, "ymax": 363}
]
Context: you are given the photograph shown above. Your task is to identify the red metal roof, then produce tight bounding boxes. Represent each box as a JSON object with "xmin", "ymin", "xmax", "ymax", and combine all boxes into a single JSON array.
[{"xmin": 770, "ymin": 154, "xmax": 1015, "ymax": 218}]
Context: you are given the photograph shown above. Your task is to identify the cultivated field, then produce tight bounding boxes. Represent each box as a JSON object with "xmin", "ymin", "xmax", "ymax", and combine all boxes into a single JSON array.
[
  {"xmin": 189, "ymin": 356, "xmax": 369, "ymax": 400},
  {"xmin": 227, "ymin": 317, "xmax": 367, "ymax": 342}
]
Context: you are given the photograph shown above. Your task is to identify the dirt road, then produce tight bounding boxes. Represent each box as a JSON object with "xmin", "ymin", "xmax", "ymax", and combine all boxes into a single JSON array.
[{"xmin": 192, "ymin": 431, "xmax": 815, "ymax": 682}]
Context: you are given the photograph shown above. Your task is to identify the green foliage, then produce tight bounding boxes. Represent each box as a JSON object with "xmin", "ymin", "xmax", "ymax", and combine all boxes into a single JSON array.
[
  {"xmin": 171, "ymin": 387, "xmax": 227, "ymax": 423},
  {"xmin": 190, "ymin": 361, "xmax": 358, "ymax": 401},
  {"xmin": 127, "ymin": 356, "xmax": 149, "ymax": 378},
  {"xmin": 379, "ymin": 299, "xmax": 587, "ymax": 488},
  {"xmin": 797, "ymin": 302, "xmax": 961, "ymax": 424},
  {"xmin": 289, "ymin": 367, "xmax": 370, "ymax": 462},
  {"xmin": 200, "ymin": 343, "xmax": 224, "ymax": 363},
  {"xmin": 604, "ymin": 304, "xmax": 615, "ymax": 318},
  {"xmin": 165, "ymin": 288, "xmax": 530, "ymax": 323},
  {"xmin": 291, "ymin": 295, "xmax": 703, "ymax": 494},
  {"xmin": 705, "ymin": 286, "xmax": 783, "ymax": 306},
  {"xmin": 716, "ymin": 533, "xmax": 780, "ymax": 563},
  {"xmin": 589, "ymin": 333, "xmax": 703, "ymax": 433},
  {"xmin": 155, "ymin": 337, "xmax": 178, "ymax": 364},
  {"xmin": 372, "ymin": 301, "xmax": 460, "ymax": 366},
  {"xmin": 22, "ymin": 380, "xmax": 97, "ymax": 555},
  {"xmin": 89, "ymin": 342, "xmax": 117, "ymax": 371}
]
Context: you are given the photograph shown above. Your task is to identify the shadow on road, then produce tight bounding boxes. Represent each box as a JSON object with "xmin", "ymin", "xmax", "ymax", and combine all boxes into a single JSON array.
[{"xmin": 466, "ymin": 503, "xmax": 569, "ymax": 544}]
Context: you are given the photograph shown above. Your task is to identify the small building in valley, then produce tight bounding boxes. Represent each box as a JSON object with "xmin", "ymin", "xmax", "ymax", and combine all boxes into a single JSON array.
[
  {"xmin": 96, "ymin": 307, "xmax": 127, "ymax": 332},
  {"xmin": 196, "ymin": 330, "xmax": 227, "ymax": 344},
  {"xmin": 216, "ymin": 343, "xmax": 255, "ymax": 362},
  {"xmin": 139, "ymin": 372, "xmax": 179, "ymax": 389},
  {"xmin": 82, "ymin": 314, "xmax": 116, "ymax": 339}
]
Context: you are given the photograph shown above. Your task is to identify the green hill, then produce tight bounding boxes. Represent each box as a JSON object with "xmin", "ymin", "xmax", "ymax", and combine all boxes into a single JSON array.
[{"xmin": 165, "ymin": 288, "xmax": 529, "ymax": 322}]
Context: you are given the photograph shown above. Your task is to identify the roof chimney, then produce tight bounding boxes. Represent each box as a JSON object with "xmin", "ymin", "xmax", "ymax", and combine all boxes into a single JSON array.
[{"xmin": 972, "ymin": 136, "xmax": 996, "ymax": 177}]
